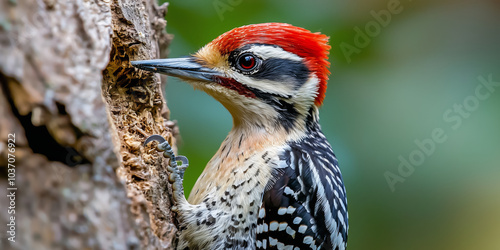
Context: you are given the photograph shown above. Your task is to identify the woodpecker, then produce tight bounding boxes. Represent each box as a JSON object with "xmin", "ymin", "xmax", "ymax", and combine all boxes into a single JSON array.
[{"xmin": 132, "ymin": 23, "xmax": 348, "ymax": 249}]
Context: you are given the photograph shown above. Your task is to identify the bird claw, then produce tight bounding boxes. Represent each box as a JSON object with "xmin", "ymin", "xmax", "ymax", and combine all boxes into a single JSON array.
[{"xmin": 144, "ymin": 134, "xmax": 189, "ymax": 204}]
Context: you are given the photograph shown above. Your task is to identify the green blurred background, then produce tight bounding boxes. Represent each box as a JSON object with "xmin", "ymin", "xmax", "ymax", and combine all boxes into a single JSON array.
[{"xmin": 159, "ymin": 0, "xmax": 500, "ymax": 249}]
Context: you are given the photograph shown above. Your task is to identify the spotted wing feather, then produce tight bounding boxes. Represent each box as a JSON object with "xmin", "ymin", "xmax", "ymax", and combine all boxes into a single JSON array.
[{"xmin": 257, "ymin": 124, "xmax": 348, "ymax": 249}]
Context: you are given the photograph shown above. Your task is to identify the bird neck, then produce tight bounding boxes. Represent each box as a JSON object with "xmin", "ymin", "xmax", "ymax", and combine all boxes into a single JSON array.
[{"xmin": 228, "ymin": 104, "xmax": 321, "ymax": 142}]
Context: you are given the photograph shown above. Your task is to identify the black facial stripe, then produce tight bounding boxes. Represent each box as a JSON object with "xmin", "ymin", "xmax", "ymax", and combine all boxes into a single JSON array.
[
  {"xmin": 250, "ymin": 87, "xmax": 299, "ymax": 132},
  {"xmin": 229, "ymin": 44, "xmax": 311, "ymax": 89},
  {"xmin": 252, "ymin": 58, "xmax": 310, "ymax": 90}
]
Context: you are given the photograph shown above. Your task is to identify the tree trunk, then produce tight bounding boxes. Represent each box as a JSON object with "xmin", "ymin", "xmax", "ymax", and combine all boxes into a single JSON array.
[{"xmin": 0, "ymin": 0, "xmax": 178, "ymax": 249}]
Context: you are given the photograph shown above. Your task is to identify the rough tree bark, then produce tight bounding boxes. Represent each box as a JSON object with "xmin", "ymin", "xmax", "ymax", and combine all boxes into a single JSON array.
[{"xmin": 0, "ymin": 0, "xmax": 178, "ymax": 249}]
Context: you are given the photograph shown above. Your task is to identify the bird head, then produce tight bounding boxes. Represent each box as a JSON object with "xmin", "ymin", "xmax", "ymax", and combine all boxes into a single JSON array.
[{"xmin": 132, "ymin": 23, "xmax": 330, "ymax": 132}]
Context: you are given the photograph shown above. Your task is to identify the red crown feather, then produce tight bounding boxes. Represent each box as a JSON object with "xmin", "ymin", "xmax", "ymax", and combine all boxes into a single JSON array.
[{"xmin": 209, "ymin": 23, "xmax": 331, "ymax": 106}]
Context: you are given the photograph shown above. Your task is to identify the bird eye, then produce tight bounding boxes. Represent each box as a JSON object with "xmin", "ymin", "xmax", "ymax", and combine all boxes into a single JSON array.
[{"xmin": 237, "ymin": 53, "xmax": 259, "ymax": 71}]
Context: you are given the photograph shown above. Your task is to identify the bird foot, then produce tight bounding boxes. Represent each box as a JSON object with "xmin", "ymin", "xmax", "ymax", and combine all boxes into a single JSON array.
[{"xmin": 144, "ymin": 135, "xmax": 189, "ymax": 204}]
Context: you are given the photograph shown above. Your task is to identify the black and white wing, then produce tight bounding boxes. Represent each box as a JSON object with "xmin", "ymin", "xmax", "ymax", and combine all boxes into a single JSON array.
[{"xmin": 256, "ymin": 125, "xmax": 348, "ymax": 249}]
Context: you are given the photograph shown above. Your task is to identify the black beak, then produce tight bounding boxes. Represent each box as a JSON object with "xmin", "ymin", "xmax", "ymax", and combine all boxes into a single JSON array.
[{"xmin": 131, "ymin": 57, "xmax": 221, "ymax": 82}]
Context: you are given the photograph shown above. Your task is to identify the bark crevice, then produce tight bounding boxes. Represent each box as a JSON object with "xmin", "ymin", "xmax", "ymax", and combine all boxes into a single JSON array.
[{"xmin": 0, "ymin": 0, "xmax": 178, "ymax": 248}]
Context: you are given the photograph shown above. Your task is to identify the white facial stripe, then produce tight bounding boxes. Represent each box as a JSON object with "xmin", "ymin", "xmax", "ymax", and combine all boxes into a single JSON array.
[
  {"xmin": 231, "ymin": 72, "xmax": 294, "ymax": 97},
  {"xmin": 294, "ymin": 75, "xmax": 319, "ymax": 112},
  {"xmin": 247, "ymin": 45, "xmax": 303, "ymax": 62}
]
